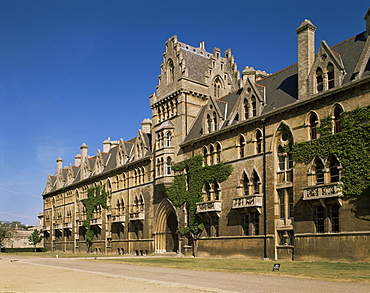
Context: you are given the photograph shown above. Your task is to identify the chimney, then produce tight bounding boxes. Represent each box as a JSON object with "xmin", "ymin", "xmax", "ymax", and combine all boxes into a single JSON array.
[
  {"xmin": 296, "ymin": 19, "xmax": 316, "ymax": 99},
  {"xmin": 56, "ymin": 157, "xmax": 63, "ymax": 172},
  {"xmin": 365, "ymin": 8, "xmax": 370, "ymax": 37},
  {"xmin": 80, "ymin": 143, "xmax": 88, "ymax": 158},
  {"xmin": 74, "ymin": 154, "xmax": 81, "ymax": 166},
  {"xmin": 242, "ymin": 66, "xmax": 256, "ymax": 83},
  {"xmin": 103, "ymin": 137, "xmax": 111, "ymax": 153},
  {"xmin": 141, "ymin": 118, "xmax": 152, "ymax": 133}
]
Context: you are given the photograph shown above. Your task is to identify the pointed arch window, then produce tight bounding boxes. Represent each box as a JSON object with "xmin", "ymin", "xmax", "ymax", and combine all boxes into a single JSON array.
[
  {"xmin": 316, "ymin": 67, "xmax": 323, "ymax": 92},
  {"xmin": 252, "ymin": 171, "xmax": 260, "ymax": 194},
  {"xmin": 309, "ymin": 112, "xmax": 318, "ymax": 140},
  {"xmin": 165, "ymin": 131, "xmax": 172, "ymax": 147},
  {"xmin": 328, "ymin": 156, "xmax": 340, "ymax": 183},
  {"xmin": 205, "ymin": 182, "xmax": 211, "ymax": 201},
  {"xmin": 213, "ymin": 112, "xmax": 217, "ymax": 131},
  {"xmin": 315, "ymin": 158, "xmax": 325, "ymax": 185},
  {"xmin": 213, "ymin": 77, "xmax": 222, "ymax": 98},
  {"xmin": 207, "ymin": 114, "xmax": 212, "ymax": 133},
  {"xmin": 327, "ymin": 63, "xmax": 334, "ymax": 89},
  {"xmin": 334, "ymin": 106, "xmax": 342, "ymax": 133},
  {"xmin": 244, "ymin": 99, "xmax": 249, "ymax": 119},
  {"xmin": 209, "ymin": 144, "xmax": 214, "ymax": 165},
  {"xmin": 166, "ymin": 157, "xmax": 172, "ymax": 175},
  {"xmin": 243, "ymin": 173, "xmax": 249, "ymax": 196},
  {"xmin": 215, "ymin": 142, "xmax": 221, "ymax": 163},
  {"xmin": 239, "ymin": 135, "xmax": 246, "ymax": 158},
  {"xmin": 214, "ymin": 181, "xmax": 220, "ymax": 200},
  {"xmin": 167, "ymin": 59, "xmax": 174, "ymax": 84},
  {"xmin": 203, "ymin": 146, "xmax": 208, "ymax": 166},
  {"xmin": 256, "ymin": 130, "xmax": 263, "ymax": 154},
  {"xmin": 251, "ymin": 96, "xmax": 257, "ymax": 116}
]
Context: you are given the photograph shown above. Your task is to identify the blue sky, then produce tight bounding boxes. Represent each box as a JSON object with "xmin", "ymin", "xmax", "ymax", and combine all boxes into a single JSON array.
[{"xmin": 0, "ymin": 0, "xmax": 368, "ymax": 225}]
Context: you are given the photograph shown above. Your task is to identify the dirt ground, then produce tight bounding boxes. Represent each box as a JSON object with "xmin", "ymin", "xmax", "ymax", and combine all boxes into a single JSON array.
[{"xmin": 0, "ymin": 254, "xmax": 207, "ymax": 292}]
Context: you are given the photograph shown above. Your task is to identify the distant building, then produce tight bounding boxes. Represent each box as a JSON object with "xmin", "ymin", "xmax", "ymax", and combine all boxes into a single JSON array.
[{"xmin": 40, "ymin": 8, "xmax": 370, "ymax": 261}]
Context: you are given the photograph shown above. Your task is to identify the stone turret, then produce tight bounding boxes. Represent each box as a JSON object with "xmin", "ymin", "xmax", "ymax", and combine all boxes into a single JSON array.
[{"xmin": 296, "ymin": 19, "xmax": 316, "ymax": 99}]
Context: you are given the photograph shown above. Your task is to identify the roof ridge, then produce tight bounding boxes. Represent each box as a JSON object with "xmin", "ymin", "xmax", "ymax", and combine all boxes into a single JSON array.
[
  {"xmin": 331, "ymin": 34, "xmax": 358, "ymax": 49},
  {"xmin": 258, "ymin": 63, "xmax": 297, "ymax": 81}
]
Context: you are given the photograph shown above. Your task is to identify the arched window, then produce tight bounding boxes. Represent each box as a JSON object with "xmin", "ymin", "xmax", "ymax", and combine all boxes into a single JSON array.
[
  {"xmin": 165, "ymin": 131, "xmax": 172, "ymax": 147},
  {"xmin": 315, "ymin": 158, "xmax": 325, "ymax": 185},
  {"xmin": 244, "ymin": 99, "xmax": 249, "ymax": 119},
  {"xmin": 316, "ymin": 68, "xmax": 323, "ymax": 92},
  {"xmin": 213, "ymin": 111, "xmax": 217, "ymax": 131},
  {"xmin": 214, "ymin": 181, "xmax": 220, "ymax": 200},
  {"xmin": 327, "ymin": 63, "xmax": 334, "ymax": 89},
  {"xmin": 167, "ymin": 59, "xmax": 174, "ymax": 83},
  {"xmin": 213, "ymin": 77, "xmax": 222, "ymax": 98},
  {"xmin": 256, "ymin": 130, "xmax": 263, "ymax": 154},
  {"xmin": 309, "ymin": 112, "xmax": 318, "ymax": 140},
  {"xmin": 243, "ymin": 173, "xmax": 249, "ymax": 196},
  {"xmin": 215, "ymin": 142, "xmax": 221, "ymax": 163},
  {"xmin": 252, "ymin": 171, "xmax": 260, "ymax": 194},
  {"xmin": 251, "ymin": 96, "xmax": 257, "ymax": 117},
  {"xmin": 328, "ymin": 156, "xmax": 340, "ymax": 183},
  {"xmin": 166, "ymin": 157, "xmax": 172, "ymax": 175},
  {"xmin": 209, "ymin": 144, "xmax": 214, "ymax": 165},
  {"xmin": 334, "ymin": 106, "xmax": 342, "ymax": 133},
  {"xmin": 203, "ymin": 146, "xmax": 208, "ymax": 166},
  {"xmin": 207, "ymin": 114, "xmax": 212, "ymax": 133},
  {"xmin": 205, "ymin": 182, "xmax": 211, "ymax": 201},
  {"xmin": 239, "ymin": 135, "xmax": 246, "ymax": 158}
]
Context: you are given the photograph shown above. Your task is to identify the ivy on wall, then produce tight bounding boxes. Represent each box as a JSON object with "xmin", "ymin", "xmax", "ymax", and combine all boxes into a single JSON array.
[
  {"xmin": 166, "ymin": 155, "xmax": 233, "ymax": 238},
  {"xmin": 290, "ymin": 105, "xmax": 370, "ymax": 200},
  {"xmin": 81, "ymin": 186, "xmax": 108, "ymax": 250}
]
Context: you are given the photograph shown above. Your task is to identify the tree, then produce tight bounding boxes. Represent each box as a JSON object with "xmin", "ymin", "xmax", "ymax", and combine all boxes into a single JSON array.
[
  {"xmin": 166, "ymin": 155, "xmax": 232, "ymax": 256},
  {"xmin": 81, "ymin": 186, "xmax": 108, "ymax": 253},
  {"xmin": 28, "ymin": 229, "xmax": 43, "ymax": 252}
]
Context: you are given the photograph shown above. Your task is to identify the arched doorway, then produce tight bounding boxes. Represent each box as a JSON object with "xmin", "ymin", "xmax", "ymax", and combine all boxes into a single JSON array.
[{"xmin": 155, "ymin": 199, "xmax": 179, "ymax": 253}]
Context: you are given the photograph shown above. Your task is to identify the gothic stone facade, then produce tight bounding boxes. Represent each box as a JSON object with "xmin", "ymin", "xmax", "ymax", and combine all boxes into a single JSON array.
[{"xmin": 41, "ymin": 10, "xmax": 370, "ymax": 261}]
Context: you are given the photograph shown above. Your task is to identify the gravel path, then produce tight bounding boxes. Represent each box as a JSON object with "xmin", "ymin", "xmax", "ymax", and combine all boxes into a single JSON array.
[{"xmin": 1, "ymin": 254, "xmax": 369, "ymax": 292}]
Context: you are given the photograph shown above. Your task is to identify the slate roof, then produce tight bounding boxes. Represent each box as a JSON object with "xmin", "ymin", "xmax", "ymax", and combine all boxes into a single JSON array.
[{"xmin": 183, "ymin": 31, "xmax": 369, "ymax": 143}]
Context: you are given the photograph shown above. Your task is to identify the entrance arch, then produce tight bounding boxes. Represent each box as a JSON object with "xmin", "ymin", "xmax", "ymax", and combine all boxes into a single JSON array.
[{"xmin": 154, "ymin": 199, "xmax": 179, "ymax": 253}]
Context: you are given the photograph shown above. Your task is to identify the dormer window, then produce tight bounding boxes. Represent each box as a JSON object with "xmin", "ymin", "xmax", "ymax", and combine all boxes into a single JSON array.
[
  {"xmin": 207, "ymin": 114, "xmax": 212, "ymax": 133},
  {"xmin": 316, "ymin": 68, "xmax": 323, "ymax": 92}
]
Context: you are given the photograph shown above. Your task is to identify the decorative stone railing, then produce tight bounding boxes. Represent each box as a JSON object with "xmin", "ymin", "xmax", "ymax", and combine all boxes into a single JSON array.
[
  {"xmin": 112, "ymin": 215, "xmax": 125, "ymax": 223},
  {"xmin": 303, "ymin": 183, "xmax": 342, "ymax": 200},
  {"xmin": 196, "ymin": 200, "xmax": 222, "ymax": 213},
  {"xmin": 42, "ymin": 225, "xmax": 50, "ymax": 231},
  {"xmin": 53, "ymin": 223, "xmax": 63, "ymax": 229},
  {"xmin": 129, "ymin": 211, "xmax": 145, "ymax": 221},
  {"xmin": 90, "ymin": 218, "xmax": 103, "ymax": 225},
  {"xmin": 232, "ymin": 195, "xmax": 263, "ymax": 209},
  {"xmin": 63, "ymin": 222, "xmax": 72, "ymax": 229}
]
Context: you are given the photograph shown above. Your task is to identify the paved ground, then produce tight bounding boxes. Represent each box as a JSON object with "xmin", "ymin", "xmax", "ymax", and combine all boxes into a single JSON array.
[{"xmin": 1, "ymin": 254, "xmax": 370, "ymax": 292}]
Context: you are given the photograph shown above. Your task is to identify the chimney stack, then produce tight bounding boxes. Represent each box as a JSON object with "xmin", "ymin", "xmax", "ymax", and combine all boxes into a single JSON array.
[
  {"xmin": 56, "ymin": 157, "xmax": 63, "ymax": 172},
  {"xmin": 141, "ymin": 118, "xmax": 152, "ymax": 133},
  {"xmin": 80, "ymin": 143, "xmax": 88, "ymax": 158},
  {"xmin": 296, "ymin": 19, "xmax": 316, "ymax": 99},
  {"xmin": 103, "ymin": 137, "xmax": 111, "ymax": 153}
]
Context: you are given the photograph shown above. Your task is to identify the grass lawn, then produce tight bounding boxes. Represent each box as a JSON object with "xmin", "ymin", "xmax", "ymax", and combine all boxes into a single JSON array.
[{"xmin": 4, "ymin": 252, "xmax": 370, "ymax": 284}]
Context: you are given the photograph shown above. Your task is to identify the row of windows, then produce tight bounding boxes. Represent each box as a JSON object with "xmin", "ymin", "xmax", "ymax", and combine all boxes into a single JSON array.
[
  {"xmin": 156, "ymin": 100, "xmax": 178, "ymax": 123},
  {"xmin": 157, "ymin": 131, "xmax": 172, "ymax": 148},
  {"xmin": 316, "ymin": 63, "xmax": 335, "ymax": 93},
  {"xmin": 309, "ymin": 105, "xmax": 342, "ymax": 140},
  {"xmin": 156, "ymin": 157, "xmax": 172, "ymax": 176}
]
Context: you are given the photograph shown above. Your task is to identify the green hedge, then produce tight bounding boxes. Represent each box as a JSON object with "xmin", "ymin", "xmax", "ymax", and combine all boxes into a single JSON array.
[{"xmin": 0, "ymin": 247, "xmax": 47, "ymax": 253}]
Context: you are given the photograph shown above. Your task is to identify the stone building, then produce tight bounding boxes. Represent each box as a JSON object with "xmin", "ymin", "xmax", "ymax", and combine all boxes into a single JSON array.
[{"xmin": 41, "ymin": 9, "xmax": 370, "ymax": 261}]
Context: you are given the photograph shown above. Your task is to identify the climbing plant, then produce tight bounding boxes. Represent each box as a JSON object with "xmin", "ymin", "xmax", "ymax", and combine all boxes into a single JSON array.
[
  {"xmin": 166, "ymin": 155, "xmax": 232, "ymax": 256},
  {"xmin": 81, "ymin": 185, "xmax": 108, "ymax": 252},
  {"xmin": 290, "ymin": 105, "xmax": 370, "ymax": 200}
]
